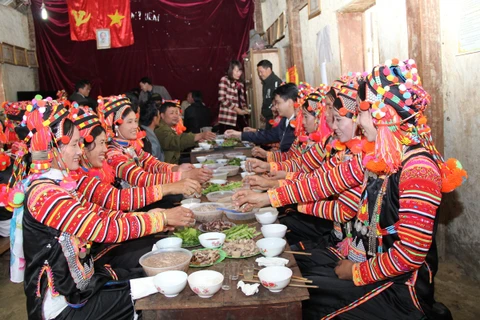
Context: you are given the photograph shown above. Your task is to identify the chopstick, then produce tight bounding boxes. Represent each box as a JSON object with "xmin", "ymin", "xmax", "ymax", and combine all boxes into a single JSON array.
[
  {"xmin": 284, "ymin": 250, "xmax": 312, "ymax": 256},
  {"xmin": 239, "ymin": 274, "xmax": 313, "ymax": 284},
  {"xmin": 241, "ymin": 279, "xmax": 318, "ymax": 289}
]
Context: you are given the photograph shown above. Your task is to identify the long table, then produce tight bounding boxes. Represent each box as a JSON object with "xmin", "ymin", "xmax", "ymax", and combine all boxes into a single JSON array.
[
  {"xmin": 135, "ymin": 153, "xmax": 310, "ymax": 319},
  {"xmin": 190, "ymin": 146, "xmax": 253, "ymax": 163}
]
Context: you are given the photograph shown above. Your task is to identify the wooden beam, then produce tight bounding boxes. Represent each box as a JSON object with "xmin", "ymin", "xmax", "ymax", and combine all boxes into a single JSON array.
[
  {"xmin": 254, "ymin": 0, "xmax": 264, "ymax": 34},
  {"xmin": 406, "ymin": 0, "xmax": 446, "ymax": 260},
  {"xmin": 286, "ymin": 0, "xmax": 306, "ymax": 81}
]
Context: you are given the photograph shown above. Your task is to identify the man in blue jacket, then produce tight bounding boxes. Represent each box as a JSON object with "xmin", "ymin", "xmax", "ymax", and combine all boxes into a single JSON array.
[{"xmin": 224, "ymin": 83, "xmax": 298, "ymax": 152}]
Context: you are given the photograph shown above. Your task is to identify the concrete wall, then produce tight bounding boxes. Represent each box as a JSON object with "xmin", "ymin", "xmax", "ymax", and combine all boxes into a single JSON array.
[
  {"xmin": 439, "ymin": 0, "xmax": 480, "ymax": 280},
  {"xmin": 0, "ymin": 5, "xmax": 38, "ymax": 101}
]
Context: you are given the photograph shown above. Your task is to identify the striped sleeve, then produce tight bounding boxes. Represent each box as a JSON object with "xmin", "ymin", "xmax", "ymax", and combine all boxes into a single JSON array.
[
  {"xmin": 27, "ymin": 182, "xmax": 165, "ymax": 243},
  {"xmin": 352, "ymin": 155, "xmax": 442, "ymax": 286},
  {"xmin": 76, "ymin": 175, "xmax": 164, "ymax": 212},
  {"xmin": 137, "ymin": 149, "xmax": 175, "ymax": 173},
  {"xmin": 267, "ymin": 153, "xmax": 364, "ymax": 207},
  {"xmin": 107, "ymin": 147, "xmax": 181, "ymax": 187},
  {"xmin": 281, "ymin": 154, "xmax": 343, "ymax": 184},
  {"xmin": 267, "ymin": 140, "xmax": 302, "ymax": 163},
  {"xmin": 297, "ymin": 186, "xmax": 362, "ymax": 223}
]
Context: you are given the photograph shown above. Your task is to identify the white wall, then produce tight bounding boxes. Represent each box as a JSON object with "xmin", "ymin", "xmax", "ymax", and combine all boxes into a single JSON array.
[
  {"xmin": 261, "ymin": 0, "xmax": 288, "ymax": 78},
  {"xmin": 0, "ymin": 5, "xmax": 37, "ymax": 101},
  {"xmin": 440, "ymin": 0, "xmax": 480, "ymax": 279}
]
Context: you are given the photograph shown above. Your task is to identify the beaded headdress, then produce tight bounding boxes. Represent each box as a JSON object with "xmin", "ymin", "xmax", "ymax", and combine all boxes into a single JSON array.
[
  {"xmin": 361, "ymin": 58, "xmax": 467, "ymax": 191},
  {"xmin": 97, "ymin": 95, "xmax": 132, "ymax": 139}
]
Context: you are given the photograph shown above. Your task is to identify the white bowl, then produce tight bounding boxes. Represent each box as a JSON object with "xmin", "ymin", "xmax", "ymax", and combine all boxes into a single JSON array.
[
  {"xmin": 225, "ymin": 153, "xmax": 243, "ymax": 159},
  {"xmin": 153, "ymin": 270, "xmax": 188, "ymax": 297},
  {"xmin": 256, "ymin": 238, "xmax": 286, "ymax": 257},
  {"xmin": 193, "ymin": 163, "xmax": 203, "ymax": 169},
  {"xmin": 188, "ymin": 270, "xmax": 224, "ymax": 298},
  {"xmin": 181, "ymin": 198, "xmax": 201, "ymax": 205},
  {"xmin": 236, "ymin": 155, "xmax": 247, "ymax": 161},
  {"xmin": 215, "ymin": 139, "xmax": 225, "ymax": 146},
  {"xmin": 199, "ymin": 143, "xmax": 211, "ymax": 150},
  {"xmin": 240, "ymin": 161, "xmax": 246, "ymax": 166},
  {"xmin": 192, "ymin": 147, "xmax": 203, "ymax": 152},
  {"xmin": 261, "ymin": 224, "xmax": 287, "ymax": 238},
  {"xmin": 222, "ymin": 165, "xmax": 240, "ymax": 177},
  {"xmin": 206, "ymin": 154, "xmax": 224, "ymax": 161},
  {"xmin": 255, "ymin": 208, "xmax": 279, "ymax": 225},
  {"xmin": 156, "ymin": 237, "xmax": 183, "ymax": 249},
  {"xmin": 212, "ymin": 171, "xmax": 228, "ymax": 180},
  {"xmin": 209, "ymin": 179, "xmax": 227, "ymax": 185},
  {"xmin": 257, "ymin": 266, "xmax": 292, "ymax": 293},
  {"xmin": 196, "ymin": 156, "xmax": 207, "ymax": 163},
  {"xmin": 241, "ymin": 172, "xmax": 255, "ymax": 179},
  {"xmin": 198, "ymin": 232, "xmax": 226, "ymax": 249},
  {"xmin": 190, "ymin": 202, "xmax": 223, "ymax": 223},
  {"xmin": 206, "ymin": 190, "xmax": 234, "ymax": 203},
  {"xmin": 139, "ymin": 248, "xmax": 192, "ymax": 276},
  {"xmin": 216, "ymin": 159, "xmax": 228, "ymax": 165},
  {"xmin": 204, "ymin": 163, "xmax": 224, "ymax": 171}
]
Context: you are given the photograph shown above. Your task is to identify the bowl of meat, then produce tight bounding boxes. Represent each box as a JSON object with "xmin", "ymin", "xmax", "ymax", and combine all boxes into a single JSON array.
[
  {"xmin": 198, "ymin": 220, "xmax": 235, "ymax": 233},
  {"xmin": 188, "ymin": 270, "xmax": 224, "ymax": 298},
  {"xmin": 153, "ymin": 270, "xmax": 188, "ymax": 297},
  {"xmin": 139, "ymin": 248, "xmax": 192, "ymax": 276},
  {"xmin": 222, "ymin": 239, "xmax": 260, "ymax": 258},
  {"xmin": 190, "ymin": 248, "xmax": 226, "ymax": 268}
]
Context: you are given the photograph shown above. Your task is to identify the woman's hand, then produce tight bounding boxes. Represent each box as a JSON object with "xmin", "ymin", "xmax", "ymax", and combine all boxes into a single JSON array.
[
  {"xmin": 264, "ymin": 171, "xmax": 287, "ymax": 180},
  {"xmin": 172, "ymin": 163, "xmax": 194, "ymax": 172},
  {"xmin": 163, "ymin": 206, "xmax": 195, "ymax": 227},
  {"xmin": 163, "ymin": 179, "xmax": 201, "ymax": 196},
  {"xmin": 246, "ymin": 158, "xmax": 270, "ymax": 173},
  {"xmin": 182, "ymin": 168, "xmax": 213, "ymax": 183},
  {"xmin": 232, "ymin": 190, "xmax": 271, "ymax": 211},
  {"xmin": 244, "ymin": 175, "xmax": 278, "ymax": 190},
  {"xmin": 251, "ymin": 146, "xmax": 267, "ymax": 159},
  {"xmin": 334, "ymin": 259, "xmax": 354, "ymax": 280}
]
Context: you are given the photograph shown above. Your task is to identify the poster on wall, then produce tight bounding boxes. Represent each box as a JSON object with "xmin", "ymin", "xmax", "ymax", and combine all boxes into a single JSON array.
[
  {"xmin": 1, "ymin": 43, "xmax": 15, "ymax": 65},
  {"xmin": 457, "ymin": 0, "xmax": 480, "ymax": 55},
  {"xmin": 96, "ymin": 29, "xmax": 111, "ymax": 50}
]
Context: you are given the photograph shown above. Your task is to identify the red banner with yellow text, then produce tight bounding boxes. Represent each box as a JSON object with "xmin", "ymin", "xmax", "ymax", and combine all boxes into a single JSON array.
[{"xmin": 67, "ymin": 0, "xmax": 134, "ymax": 48}]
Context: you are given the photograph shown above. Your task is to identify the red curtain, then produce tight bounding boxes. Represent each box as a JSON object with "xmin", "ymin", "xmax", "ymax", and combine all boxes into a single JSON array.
[{"xmin": 30, "ymin": 0, "xmax": 254, "ymax": 108}]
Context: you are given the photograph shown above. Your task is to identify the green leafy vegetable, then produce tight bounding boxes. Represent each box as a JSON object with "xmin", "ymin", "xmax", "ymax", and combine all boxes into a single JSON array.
[
  {"xmin": 173, "ymin": 227, "xmax": 201, "ymax": 246},
  {"xmin": 227, "ymin": 158, "xmax": 242, "ymax": 166},
  {"xmin": 222, "ymin": 138, "xmax": 238, "ymax": 147},
  {"xmin": 202, "ymin": 159, "xmax": 216, "ymax": 164},
  {"xmin": 202, "ymin": 181, "xmax": 243, "ymax": 195}
]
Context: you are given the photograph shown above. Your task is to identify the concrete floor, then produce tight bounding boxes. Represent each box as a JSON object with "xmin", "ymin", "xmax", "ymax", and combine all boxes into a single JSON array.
[{"xmin": 0, "ymin": 251, "xmax": 479, "ymax": 320}]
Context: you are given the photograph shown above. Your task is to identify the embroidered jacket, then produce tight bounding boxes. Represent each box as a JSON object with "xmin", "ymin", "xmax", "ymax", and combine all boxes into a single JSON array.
[{"xmin": 107, "ymin": 138, "xmax": 181, "ymax": 187}]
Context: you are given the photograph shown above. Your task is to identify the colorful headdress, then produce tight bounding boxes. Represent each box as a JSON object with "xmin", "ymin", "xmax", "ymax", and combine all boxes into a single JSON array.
[
  {"xmin": 336, "ymin": 82, "xmax": 360, "ymax": 118},
  {"xmin": 2, "ymin": 101, "xmax": 28, "ymax": 143},
  {"xmin": 294, "ymin": 83, "xmax": 332, "ymax": 144},
  {"xmin": 72, "ymin": 105, "xmax": 103, "ymax": 143},
  {"xmin": 362, "ymin": 58, "xmax": 467, "ymax": 191},
  {"xmin": 97, "ymin": 95, "xmax": 132, "ymax": 139}
]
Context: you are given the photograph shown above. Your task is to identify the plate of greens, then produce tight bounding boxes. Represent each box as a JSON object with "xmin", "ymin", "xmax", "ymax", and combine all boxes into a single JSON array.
[
  {"xmin": 173, "ymin": 227, "xmax": 201, "ymax": 248},
  {"xmin": 202, "ymin": 181, "xmax": 243, "ymax": 195}
]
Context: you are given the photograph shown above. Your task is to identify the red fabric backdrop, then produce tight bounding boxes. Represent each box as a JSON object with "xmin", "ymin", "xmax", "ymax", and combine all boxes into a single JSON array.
[{"xmin": 30, "ymin": 0, "xmax": 254, "ymax": 108}]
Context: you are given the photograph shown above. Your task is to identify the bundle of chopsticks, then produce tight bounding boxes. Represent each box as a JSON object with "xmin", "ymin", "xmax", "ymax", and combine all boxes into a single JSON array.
[{"xmin": 240, "ymin": 273, "xmax": 318, "ymax": 289}]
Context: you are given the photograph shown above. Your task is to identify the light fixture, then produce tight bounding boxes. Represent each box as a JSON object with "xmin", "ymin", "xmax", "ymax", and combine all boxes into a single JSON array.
[{"xmin": 41, "ymin": 1, "xmax": 48, "ymax": 20}]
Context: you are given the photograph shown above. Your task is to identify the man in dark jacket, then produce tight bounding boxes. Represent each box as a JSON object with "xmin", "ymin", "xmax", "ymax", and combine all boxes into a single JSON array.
[
  {"xmin": 224, "ymin": 83, "xmax": 297, "ymax": 153},
  {"xmin": 69, "ymin": 80, "xmax": 98, "ymax": 110},
  {"xmin": 183, "ymin": 91, "xmax": 211, "ymax": 133},
  {"xmin": 257, "ymin": 60, "xmax": 282, "ymax": 130}
]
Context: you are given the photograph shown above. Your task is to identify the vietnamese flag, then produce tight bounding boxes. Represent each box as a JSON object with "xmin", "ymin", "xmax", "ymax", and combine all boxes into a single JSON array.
[
  {"xmin": 67, "ymin": 0, "xmax": 97, "ymax": 41},
  {"xmin": 97, "ymin": 0, "xmax": 134, "ymax": 48},
  {"xmin": 67, "ymin": 0, "xmax": 134, "ymax": 48}
]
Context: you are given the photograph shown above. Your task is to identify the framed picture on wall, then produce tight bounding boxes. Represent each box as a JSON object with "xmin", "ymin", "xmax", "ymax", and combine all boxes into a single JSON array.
[
  {"xmin": 308, "ymin": 0, "xmax": 321, "ymax": 19},
  {"xmin": 26, "ymin": 50, "xmax": 38, "ymax": 68},
  {"xmin": 96, "ymin": 28, "xmax": 111, "ymax": 50},
  {"xmin": 1, "ymin": 43, "xmax": 15, "ymax": 65},
  {"xmin": 14, "ymin": 47, "xmax": 28, "ymax": 66}
]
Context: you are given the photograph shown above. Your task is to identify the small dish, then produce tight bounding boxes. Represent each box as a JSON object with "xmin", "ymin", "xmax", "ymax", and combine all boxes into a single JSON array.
[
  {"xmin": 209, "ymin": 179, "xmax": 227, "ymax": 185},
  {"xmin": 156, "ymin": 237, "xmax": 183, "ymax": 249},
  {"xmin": 153, "ymin": 270, "xmax": 188, "ymax": 297}
]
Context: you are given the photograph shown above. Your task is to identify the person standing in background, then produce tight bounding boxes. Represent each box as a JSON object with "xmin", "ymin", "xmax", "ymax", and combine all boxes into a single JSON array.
[
  {"xmin": 139, "ymin": 77, "xmax": 172, "ymax": 103},
  {"xmin": 257, "ymin": 60, "xmax": 282, "ymax": 130},
  {"xmin": 184, "ymin": 91, "xmax": 211, "ymax": 133},
  {"xmin": 217, "ymin": 60, "xmax": 250, "ymax": 133}
]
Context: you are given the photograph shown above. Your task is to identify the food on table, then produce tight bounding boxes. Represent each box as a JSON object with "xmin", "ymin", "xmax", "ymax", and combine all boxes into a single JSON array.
[
  {"xmin": 202, "ymin": 181, "xmax": 243, "ymax": 195},
  {"xmin": 195, "ymin": 204, "xmax": 221, "ymax": 212},
  {"xmin": 173, "ymin": 227, "xmax": 201, "ymax": 246},
  {"xmin": 199, "ymin": 220, "xmax": 235, "ymax": 232},
  {"xmin": 227, "ymin": 158, "xmax": 242, "ymax": 166},
  {"xmin": 223, "ymin": 224, "xmax": 261, "ymax": 240},
  {"xmin": 222, "ymin": 138, "xmax": 238, "ymax": 147},
  {"xmin": 142, "ymin": 251, "xmax": 191, "ymax": 268},
  {"xmin": 202, "ymin": 159, "xmax": 216, "ymax": 164},
  {"xmin": 190, "ymin": 249, "xmax": 221, "ymax": 266},
  {"xmin": 222, "ymin": 239, "xmax": 259, "ymax": 258}
]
